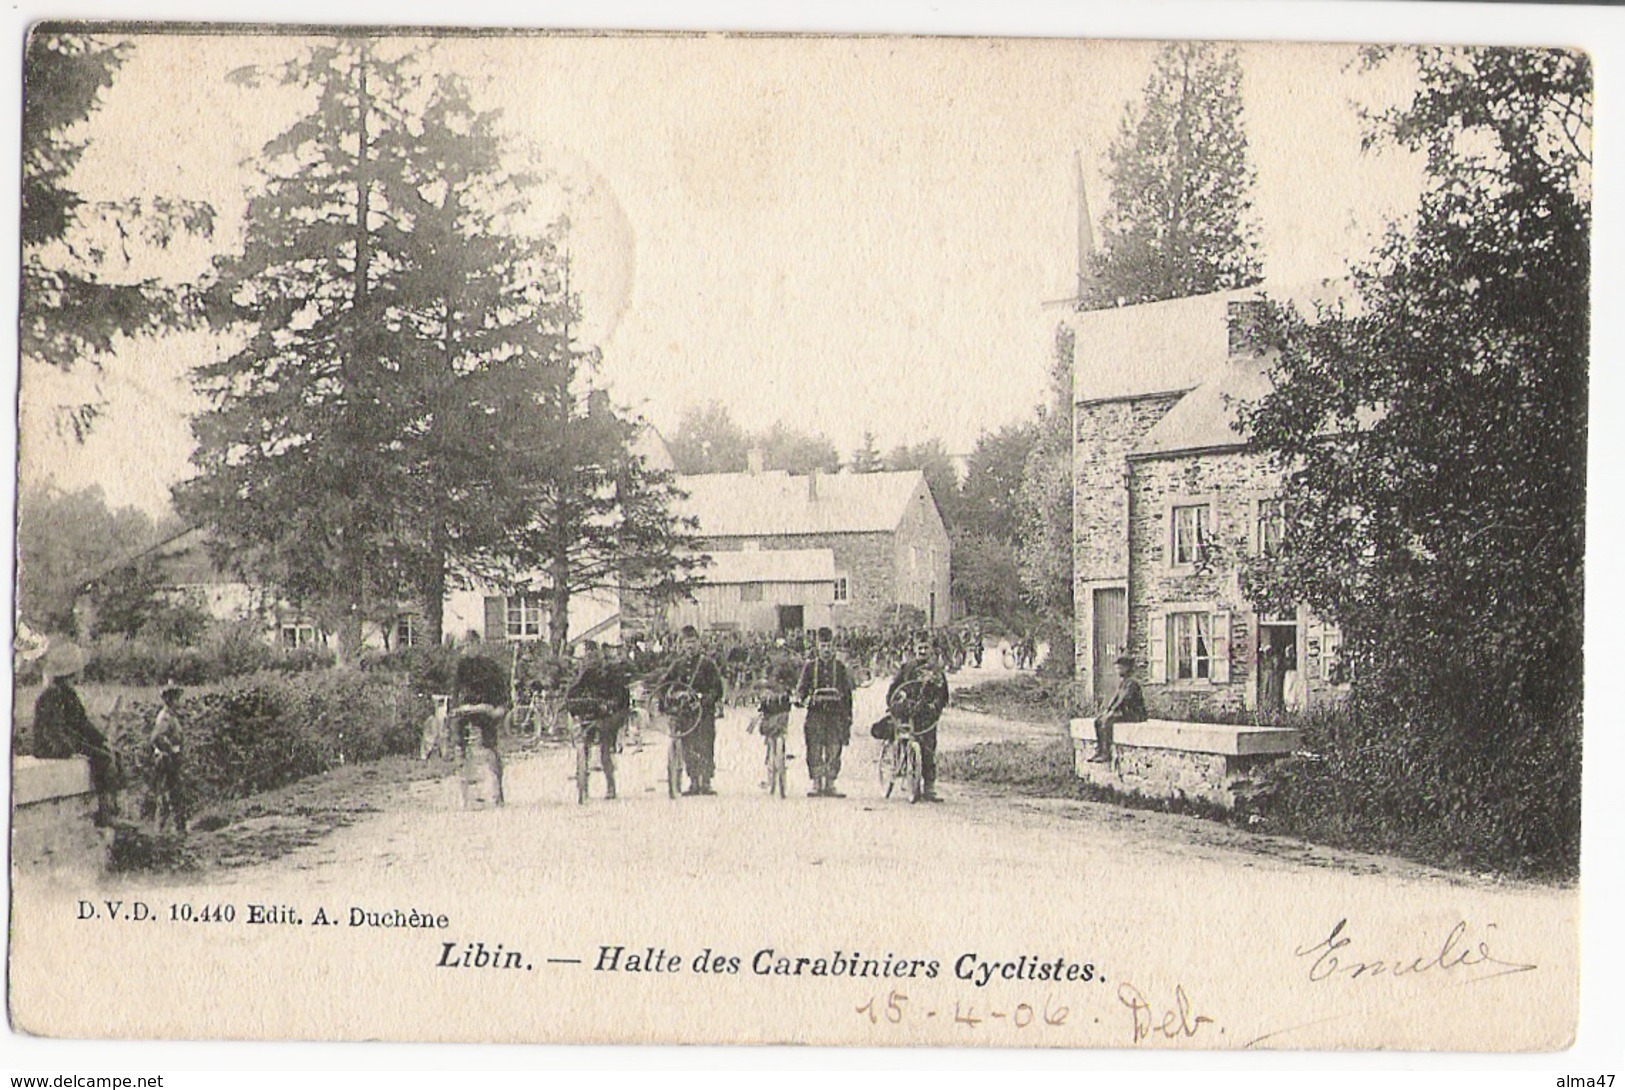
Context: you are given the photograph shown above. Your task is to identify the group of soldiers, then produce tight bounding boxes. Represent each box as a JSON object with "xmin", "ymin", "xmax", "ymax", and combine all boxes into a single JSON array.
[{"xmin": 510, "ymin": 624, "xmax": 954, "ymax": 802}]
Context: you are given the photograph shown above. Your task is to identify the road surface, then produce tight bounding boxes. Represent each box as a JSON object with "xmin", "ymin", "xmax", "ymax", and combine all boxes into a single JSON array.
[{"xmin": 10, "ymin": 668, "xmax": 1578, "ymax": 1050}]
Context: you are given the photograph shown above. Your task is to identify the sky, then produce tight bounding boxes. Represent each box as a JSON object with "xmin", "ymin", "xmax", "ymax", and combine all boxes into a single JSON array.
[{"xmin": 24, "ymin": 30, "xmax": 1429, "ymax": 516}]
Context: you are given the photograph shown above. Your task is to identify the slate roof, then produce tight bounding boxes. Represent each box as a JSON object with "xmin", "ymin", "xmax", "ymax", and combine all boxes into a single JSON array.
[
  {"xmin": 1131, "ymin": 356, "xmax": 1275, "ymax": 458},
  {"xmin": 698, "ymin": 548, "xmax": 837, "ymax": 585},
  {"xmin": 675, "ymin": 470, "xmax": 926, "ymax": 537},
  {"xmin": 1070, "ymin": 288, "xmax": 1255, "ymax": 404}
]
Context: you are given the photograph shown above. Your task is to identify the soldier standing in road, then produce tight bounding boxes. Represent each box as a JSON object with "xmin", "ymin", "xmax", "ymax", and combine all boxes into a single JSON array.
[
  {"xmin": 659, "ymin": 625, "xmax": 724, "ymax": 795},
  {"xmin": 887, "ymin": 632, "xmax": 951, "ymax": 803},
  {"xmin": 566, "ymin": 641, "xmax": 632, "ymax": 800},
  {"xmin": 797, "ymin": 627, "xmax": 855, "ymax": 798}
]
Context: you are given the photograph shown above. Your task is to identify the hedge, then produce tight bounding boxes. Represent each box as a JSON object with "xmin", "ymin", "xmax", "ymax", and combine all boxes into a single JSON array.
[{"xmin": 110, "ymin": 670, "xmax": 427, "ymax": 815}]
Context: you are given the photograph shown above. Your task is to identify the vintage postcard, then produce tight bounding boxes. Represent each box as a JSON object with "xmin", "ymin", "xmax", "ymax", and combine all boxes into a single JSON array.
[{"xmin": 8, "ymin": 20, "xmax": 1595, "ymax": 1054}]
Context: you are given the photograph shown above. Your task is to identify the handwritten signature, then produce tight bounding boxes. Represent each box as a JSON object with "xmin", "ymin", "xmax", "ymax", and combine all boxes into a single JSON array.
[
  {"xmin": 1118, "ymin": 982, "xmax": 1214, "ymax": 1044},
  {"xmin": 1295, "ymin": 918, "xmax": 1537, "ymax": 985}
]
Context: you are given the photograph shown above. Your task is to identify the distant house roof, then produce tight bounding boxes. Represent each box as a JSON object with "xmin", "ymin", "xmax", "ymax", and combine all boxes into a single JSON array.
[
  {"xmin": 698, "ymin": 548, "xmax": 837, "ymax": 585},
  {"xmin": 79, "ymin": 525, "xmax": 227, "ymax": 589},
  {"xmin": 675, "ymin": 469, "xmax": 926, "ymax": 537},
  {"xmin": 1131, "ymin": 356, "xmax": 1275, "ymax": 458}
]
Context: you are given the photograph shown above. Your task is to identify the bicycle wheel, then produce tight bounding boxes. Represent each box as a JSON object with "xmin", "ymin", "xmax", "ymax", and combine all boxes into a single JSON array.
[
  {"xmin": 576, "ymin": 732, "xmax": 591, "ymax": 805},
  {"xmin": 878, "ymin": 739, "xmax": 897, "ymax": 795},
  {"xmin": 905, "ymin": 739, "xmax": 924, "ymax": 803},
  {"xmin": 768, "ymin": 736, "xmax": 787, "ymax": 798},
  {"xmin": 1001, "ymin": 647, "xmax": 1017, "ymax": 670},
  {"xmin": 668, "ymin": 730, "xmax": 684, "ymax": 799}
]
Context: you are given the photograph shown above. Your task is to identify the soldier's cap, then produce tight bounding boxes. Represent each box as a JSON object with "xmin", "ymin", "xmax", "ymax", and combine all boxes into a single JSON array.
[
  {"xmin": 1114, "ymin": 654, "xmax": 1136, "ymax": 667},
  {"xmin": 161, "ymin": 683, "xmax": 184, "ymax": 701},
  {"xmin": 42, "ymin": 640, "xmax": 86, "ymax": 677},
  {"xmin": 680, "ymin": 625, "xmax": 699, "ymax": 639},
  {"xmin": 816, "ymin": 627, "xmax": 834, "ymax": 643}
]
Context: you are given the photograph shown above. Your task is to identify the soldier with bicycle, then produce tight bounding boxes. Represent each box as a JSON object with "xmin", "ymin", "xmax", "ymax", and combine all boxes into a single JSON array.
[
  {"xmin": 887, "ymin": 632, "xmax": 950, "ymax": 803},
  {"xmin": 797, "ymin": 627, "xmax": 855, "ymax": 798},
  {"xmin": 659, "ymin": 625, "xmax": 725, "ymax": 795},
  {"xmin": 566, "ymin": 641, "xmax": 631, "ymax": 800}
]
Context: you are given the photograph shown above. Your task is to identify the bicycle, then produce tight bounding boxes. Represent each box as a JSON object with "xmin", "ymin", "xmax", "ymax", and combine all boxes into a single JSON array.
[
  {"xmin": 749, "ymin": 708, "xmax": 790, "ymax": 799},
  {"xmin": 565, "ymin": 697, "xmax": 617, "ymax": 805},
  {"xmin": 661, "ymin": 688, "xmax": 705, "ymax": 800},
  {"xmin": 876, "ymin": 678, "xmax": 936, "ymax": 804}
]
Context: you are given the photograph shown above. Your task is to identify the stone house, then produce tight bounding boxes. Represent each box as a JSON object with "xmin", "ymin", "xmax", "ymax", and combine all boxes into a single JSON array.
[
  {"xmin": 667, "ymin": 464, "xmax": 952, "ymax": 633},
  {"xmin": 1071, "ymin": 288, "xmax": 1350, "ymax": 719}
]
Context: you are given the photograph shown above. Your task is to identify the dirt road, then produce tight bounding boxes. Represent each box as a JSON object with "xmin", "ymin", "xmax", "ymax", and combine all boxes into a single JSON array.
[{"xmin": 10, "ymin": 670, "xmax": 1578, "ymax": 1050}]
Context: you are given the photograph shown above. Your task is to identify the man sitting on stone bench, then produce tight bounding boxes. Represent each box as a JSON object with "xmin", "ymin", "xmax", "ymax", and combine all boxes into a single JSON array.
[{"xmin": 1093, "ymin": 653, "xmax": 1147, "ymax": 764}]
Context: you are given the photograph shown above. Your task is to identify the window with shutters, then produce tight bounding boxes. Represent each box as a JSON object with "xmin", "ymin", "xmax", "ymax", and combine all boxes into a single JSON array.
[
  {"xmin": 1169, "ymin": 611, "xmax": 1212, "ymax": 680},
  {"xmin": 505, "ymin": 596, "xmax": 544, "ymax": 639},
  {"xmin": 1150, "ymin": 606, "xmax": 1231, "ymax": 686}
]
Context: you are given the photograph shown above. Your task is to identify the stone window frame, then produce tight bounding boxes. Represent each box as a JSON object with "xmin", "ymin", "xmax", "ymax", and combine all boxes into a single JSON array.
[
  {"xmin": 1147, "ymin": 600, "xmax": 1232, "ymax": 687},
  {"xmin": 1165, "ymin": 492, "xmax": 1219, "ymax": 573}
]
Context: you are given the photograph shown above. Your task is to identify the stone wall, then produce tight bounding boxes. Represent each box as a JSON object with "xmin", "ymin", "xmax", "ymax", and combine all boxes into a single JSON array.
[
  {"xmin": 1072, "ymin": 393, "xmax": 1183, "ymax": 695},
  {"xmin": 12, "ymin": 756, "xmax": 107, "ymax": 874},
  {"xmin": 1068, "ymin": 718, "xmax": 1297, "ymax": 809}
]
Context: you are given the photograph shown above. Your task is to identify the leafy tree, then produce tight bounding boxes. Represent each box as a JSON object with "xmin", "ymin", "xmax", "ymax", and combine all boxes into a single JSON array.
[
  {"xmin": 16, "ymin": 482, "xmax": 160, "ymax": 634},
  {"xmin": 884, "ymin": 438, "xmax": 960, "ymax": 528},
  {"xmin": 1016, "ymin": 325, "xmax": 1076, "ymax": 660},
  {"xmin": 1238, "ymin": 47, "xmax": 1589, "ymax": 873},
  {"xmin": 950, "ymin": 529, "xmax": 1032, "ymax": 628},
  {"xmin": 958, "ymin": 421, "xmax": 1040, "ymax": 541},
  {"xmin": 848, "ymin": 431, "xmax": 884, "ymax": 473},
  {"xmin": 668, "ymin": 402, "xmax": 839, "ymax": 475},
  {"xmin": 1086, "ymin": 41, "xmax": 1259, "ymax": 309},
  {"xmin": 668, "ymin": 402, "xmax": 752, "ymax": 473},
  {"xmin": 22, "ymin": 30, "xmax": 214, "ymax": 436}
]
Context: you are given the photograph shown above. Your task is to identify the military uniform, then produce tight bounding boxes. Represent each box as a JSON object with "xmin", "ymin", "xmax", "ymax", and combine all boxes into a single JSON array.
[
  {"xmin": 660, "ymin": 648, "xmax": 724, "ymax": 794},
  {"xmin": 887, "ymin": 654, "xmax": 950, "ymax": 800},
  {"xmin": 567, "ymin": 657, "xmax": 632, "ymax": 799},
  {"xmin": 797, "ymin": 652, "xmax": 854, "ymax": 796}
]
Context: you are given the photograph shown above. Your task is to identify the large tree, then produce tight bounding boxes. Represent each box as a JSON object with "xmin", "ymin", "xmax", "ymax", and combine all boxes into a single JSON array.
[
  {"xmin": 179, "ymin": 40, "xmax": 558, "ymax": 655},
  {"xmin": 1086, "ymin": 41, "xmax": 1260, "ymax": 308},
  {"xmin": 16, "ymin": 482, "xmax": 163, "ymax": 634},
  {"xmin": 667, "ymin": 402, "xmax": 839, "ymax": 475},
  {"xmin": 1238, "ymin": 47, "xmax": 1589, "ymax": 870},
  {"xmin": 1016, "ymin": 325, "xmax": 1076, "ymax": 658},
  {"xmin": 21, "ymin": 30, "xmax": 214, "ymax": 436}
]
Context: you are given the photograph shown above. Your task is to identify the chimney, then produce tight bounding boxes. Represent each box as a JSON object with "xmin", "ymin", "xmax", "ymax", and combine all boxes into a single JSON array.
[
  {"xmin": 1226, "ymin": 298, "xmax": 1271, "ymax": 358},
  {"xmin": 747, "ymin": 448, "xmax": 764, "ymax": 475},
  {"xmin": 807, "ymin": 469, "xmax": 819, "ymax": 501}
]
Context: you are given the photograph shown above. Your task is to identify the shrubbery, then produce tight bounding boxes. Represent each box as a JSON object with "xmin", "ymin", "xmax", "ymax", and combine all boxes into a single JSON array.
[
  {"xmin": 85, "ymin": 621, "xmax": 335, "ymax": 686},
  {"xmin": 109, "ymin": 670, "xmax": 426, "ymax": 815}
]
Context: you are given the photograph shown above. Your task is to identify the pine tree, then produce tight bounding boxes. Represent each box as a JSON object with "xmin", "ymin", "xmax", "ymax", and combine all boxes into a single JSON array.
[
  {"xmin": 1087, "ymin": 41, "xmax": 1260, "ymax": 308},
  {"xmin": 848, "ymin": 431, "xmax": 884, "ymax": 473}
]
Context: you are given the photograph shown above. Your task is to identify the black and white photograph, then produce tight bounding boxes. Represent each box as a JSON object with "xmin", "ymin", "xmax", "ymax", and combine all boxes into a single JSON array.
[{"xmin": 5, "ymin": 5, "xmax": 1614, "ymax": 1070}]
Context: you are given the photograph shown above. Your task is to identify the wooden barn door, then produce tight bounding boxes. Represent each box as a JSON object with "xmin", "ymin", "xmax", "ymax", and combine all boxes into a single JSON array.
[{"xmin": 1092, "ymin": 587, "xmax": 1127, "ymax": 702}]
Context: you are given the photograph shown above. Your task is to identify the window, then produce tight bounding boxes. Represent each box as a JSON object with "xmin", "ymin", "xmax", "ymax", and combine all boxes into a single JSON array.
[
  {"xmin": 1169, "ymin": 611, "xmax": 1212, "ymax": 681},
  {"xmin": 280, "ymin": 623, "xmax": 318, "ymax": 649},
  {"xmin": 740, "ymin": 583, "xmax": 763, "ymax": 602},
  {"xmin": 1171, "ymin": 504, "xmax": 1211, "ymax": 566},
  {"xmin": 506, "ymin": 596, "xmax": 544, "ymax": 640},
  {"xmin": 395, "ymin": 614, "xmax": 421, "ymax": 649},
  {"xmin": 911, "ymin": 545, "xmax": 921, "ymax": 574},
  {"xmin": 833, "ymin": 576, "xmax": 849, "ymax": 603},
  {"xmin": 1256, "ymin": 498, "xmax": 1286, "ymax": 557}
]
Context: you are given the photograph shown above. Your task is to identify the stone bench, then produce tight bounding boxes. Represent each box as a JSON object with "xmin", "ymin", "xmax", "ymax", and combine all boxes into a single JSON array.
[
  {"xmin": 12, "ymin": 755, "xmax": 109, "ymax": 873},
  {"xmin": 1067, "ymin": 717, "xmax": 1300, "ymax": 809}
]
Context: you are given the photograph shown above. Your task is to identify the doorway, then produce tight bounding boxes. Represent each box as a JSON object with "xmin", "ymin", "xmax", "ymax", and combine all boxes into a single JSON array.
[
  {"xmin": 1257, "ymin": 623, "xmax": 1298, "ymax": 718},
  {"xmin": 1092, "ymin": 587, "xmax": 1127, "ymax": 703},
  {"xmin": 777, "ymin": 605, "xmax": 804, "ymax": 633}
]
